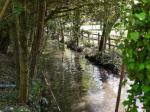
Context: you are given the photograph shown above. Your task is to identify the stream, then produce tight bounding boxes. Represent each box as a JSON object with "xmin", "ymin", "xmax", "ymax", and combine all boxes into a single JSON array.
[{"xmin": 37, "ymin": 40, "xmax": 125, "ymax": 112}]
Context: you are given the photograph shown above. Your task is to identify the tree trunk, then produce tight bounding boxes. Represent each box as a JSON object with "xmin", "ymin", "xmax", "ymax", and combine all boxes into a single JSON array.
[
  {"xmin": 17, "ymin": 0, "xmax": 29, "ymax": 104},
  {"xmin": 60, "ymin": 20, "xmax": 64, "ymax": 43},
  {"xmin": 98, "ymin": 0, "xmax": 119, "ymax": 52},
  {"xmin": 29, "ymin": 1, "xmax": 46, "ymax": 79},
  {"xmin": 73, "ymin": 7, "xmax": 80, "ymax": 47},
  {"xmin": 99, "ymin": 23, "xmax": 114, "ymax": 52},
  {"xmin": 99, "ymin": 23, "xmax": 106, "ymax": 52}
]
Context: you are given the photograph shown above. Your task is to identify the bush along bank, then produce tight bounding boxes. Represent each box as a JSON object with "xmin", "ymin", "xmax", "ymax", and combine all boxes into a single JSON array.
[
  {"xmin": 84, "ymin": 51, "xmax": 121, "ymax": 75},
  {"xmin": 66, "ymin": 40, "xmax": 84, "ymax": 52},
  {"xmin": 63, "ymin": 40, "xmax": 121, "ymax": 75}
]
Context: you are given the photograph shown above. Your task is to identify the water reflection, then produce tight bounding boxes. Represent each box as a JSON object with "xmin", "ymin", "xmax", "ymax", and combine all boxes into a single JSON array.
[{"xmin": 37, "ymin": 40, "xmax": 125, "ymax": 112}]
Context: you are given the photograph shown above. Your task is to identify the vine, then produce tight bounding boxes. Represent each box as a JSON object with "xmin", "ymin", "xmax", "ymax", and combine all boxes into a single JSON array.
[{"xmin": 122, "ymin": 0, "xmax": 150, "ymax": 111}]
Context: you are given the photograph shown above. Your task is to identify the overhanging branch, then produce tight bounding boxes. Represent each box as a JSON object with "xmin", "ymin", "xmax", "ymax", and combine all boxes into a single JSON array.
[{"xmin": 45, "ymin": 2, "xmax": 103, "ymax": 22}]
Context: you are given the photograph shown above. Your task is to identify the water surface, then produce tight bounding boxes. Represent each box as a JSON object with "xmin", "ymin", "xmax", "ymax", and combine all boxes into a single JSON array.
[{"xmin": 38, "ymin": 40, "xmax": 125, "ymax": 112}]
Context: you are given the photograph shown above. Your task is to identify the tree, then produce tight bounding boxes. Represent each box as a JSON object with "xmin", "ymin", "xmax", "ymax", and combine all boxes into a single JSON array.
[
  {"xmin": 98, "ymin": 0, "xmax": 120, "ymax": 52},
  {"xmin": 17, "ymin": 0, "xmax": 29, "ymax": 104},
  {"xmin": 29, "ymin": 0, "xmax": 46, "ymax": 79},
  {"xmin": 0, "ymin": 0, "xmax": 10, "ymax": 21}
]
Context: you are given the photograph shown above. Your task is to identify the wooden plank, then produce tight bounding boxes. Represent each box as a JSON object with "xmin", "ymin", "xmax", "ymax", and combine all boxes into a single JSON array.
[{"xmin": 106, "ymin": 42, "xmax": 118, "ymax": 46}]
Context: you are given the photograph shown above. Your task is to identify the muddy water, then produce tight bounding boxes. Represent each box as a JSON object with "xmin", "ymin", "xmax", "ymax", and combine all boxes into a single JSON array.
[{"xmin": 38, "ymin": 40, "xmax": 125, "ymax": 112}]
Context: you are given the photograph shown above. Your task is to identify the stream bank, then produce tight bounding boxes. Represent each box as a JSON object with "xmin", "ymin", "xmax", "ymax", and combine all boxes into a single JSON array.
[
  {"xmin": 36, "ymin": 39, "xmax": 125, "ymax": 112},
  {"xmin": 66, "ymin": 40, "xmax": 121, "ymax": 75}
]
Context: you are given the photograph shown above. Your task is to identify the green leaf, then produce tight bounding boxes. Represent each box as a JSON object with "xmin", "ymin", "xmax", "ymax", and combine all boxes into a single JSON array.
[
  {"xmin": 146, "ymin": 64, "xmax": 150, "ymax": 70},
  {"xmin": 131, "ymin": 107, "xmax": 138, "ymax": 112},
  {"xmin": 129, "ymin": 32, "xmax": 140, "ymax": 42},
  {"xmin": 142, "ymin": 0, "xmax": 148, "ymax": 3},
  {"xmin": 135, "ymin": 12, "xmax": 146, "ymax": 21},
  {"xmin": 123, "ymin": 100, "xmax": 130, "ymax": 106},
  {"xmin": 138, "ymin": 63, "xmax": 145, "ymax": 70},
  {"xmin": 142, "ymin": 85, "xmax": 150, "ymax": 93},
  {"xmin": 128, "ymin": 62, "xmax": 135, "ymax": 70},
  {"xmin": 145, "ymin": 30, "xmax": 150, "ymax": 39}
]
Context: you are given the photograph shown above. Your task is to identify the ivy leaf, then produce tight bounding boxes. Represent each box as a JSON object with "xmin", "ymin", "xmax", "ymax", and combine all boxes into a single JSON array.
[
  {"xmin": 146, "ymin": 64, "xmax": 150, "ymax": 70},
  {"xmin": 123, "ymin": 100, "xmax": 130, "ymax": 106},
  {"xmin": 142, "ymin": 85, "xmax": 150, "ymax": 93},
  {"xmin": 128, "ymin": 62, "xmax": 135, "ymax": 70},
  {"xmin": 138, "ymin": 63, "xmax": 145, "ymax": 70},
  {"xmin": 142, "ymin": 0, "xmax": 148, "ymax": 3},
  {"xmin": 145, "ymin": 30, "xmax": 150, "ymax": 39},
  {"xmin": 135, "ymin": 12, "xmax": 146, "ymax": 21},
  {"xmin": 131, "ymin": 107, "xmax": 138, "ymax": 112},
  {"xmin": 129, "ymin": 32, "xmax": 140, "ymax": 42}
]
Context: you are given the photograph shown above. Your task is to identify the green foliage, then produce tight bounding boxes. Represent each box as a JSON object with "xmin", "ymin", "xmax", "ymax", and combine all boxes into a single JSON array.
[
  {"xmin": 128, "ymin": 31, "xmax": 139, "ymax": 42},
  {"xmin": 13, "ymin": 106, "xmax": 30, "ymax": 112},
  {"xmin": 29, "ymin": 80, "xmax": 43, "ymax": 101},
  {"xmin": 121, "ymin": 0, "xmax": 150, "ymax": 111},
  {"xmin": 13, "ymin": 1, "xmax": 24, "ymax": 16},
  {"xmin": 82, "ymin": 40, "xmax": 93, "ymax": 47},
  {"xmin": 28, "ymin": 80, "xmax": 45, "ymax": 112}
]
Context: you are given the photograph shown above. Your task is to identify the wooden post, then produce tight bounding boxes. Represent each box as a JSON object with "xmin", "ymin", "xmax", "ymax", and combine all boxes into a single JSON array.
[
  {"xmin": 92, "ymin": 34, "xmax": 94, "ymax": 45},
  {"xmin": 70, "ymin": 31, "xmax": 72, "ymax": 41},
  {"xmin": 109, "ymin": 37, "xmax": 111, "ymax": 50},
  {"xmin": 88, "ymin": 33, "xmax": 90, "ymax": 43},
  {"xmin": 98, "ymin": 33, "xmax": 100, "ymax": 48},
  {"xmin": 81, "ymin": 31, "xmax": 83, "ymax": 40}
]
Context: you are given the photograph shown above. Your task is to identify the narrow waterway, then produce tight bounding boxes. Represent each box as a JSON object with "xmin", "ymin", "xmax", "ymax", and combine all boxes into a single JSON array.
[{"xmin": 38, "ymin": 40, "xmax": 125, "ymax": 112}]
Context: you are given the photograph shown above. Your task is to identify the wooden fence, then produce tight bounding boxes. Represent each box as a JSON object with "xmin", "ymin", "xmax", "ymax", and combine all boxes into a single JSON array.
[{"xmin": 64, "ymin": 31, "xmax": 122, "ymax": 50}]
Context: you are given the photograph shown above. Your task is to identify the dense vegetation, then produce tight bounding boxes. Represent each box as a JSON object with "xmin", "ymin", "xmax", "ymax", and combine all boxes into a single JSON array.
[
  {"xmin": 0, "ymin": 0, "xmax": 150, "ymax": 112},
  {"xmin": 122, "ymin": 0, "xmax": 150, "ymax": 111}
]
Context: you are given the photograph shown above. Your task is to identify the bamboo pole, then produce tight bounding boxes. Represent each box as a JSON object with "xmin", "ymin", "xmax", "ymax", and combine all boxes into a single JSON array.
[{"xmin": 0, "ymin": 0, "xmax": 11, "ymax": 21}]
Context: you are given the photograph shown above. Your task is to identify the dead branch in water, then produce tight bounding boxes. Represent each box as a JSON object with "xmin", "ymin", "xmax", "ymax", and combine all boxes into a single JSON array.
[{"xmin": 43, "ymin": 72, "xmax": 62, "ymax": 112}]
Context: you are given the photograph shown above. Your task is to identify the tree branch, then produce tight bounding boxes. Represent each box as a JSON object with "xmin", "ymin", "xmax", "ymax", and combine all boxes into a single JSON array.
[{"xmin": 0, "ymin": 0, "xmax": 11, "ymax": 21}]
